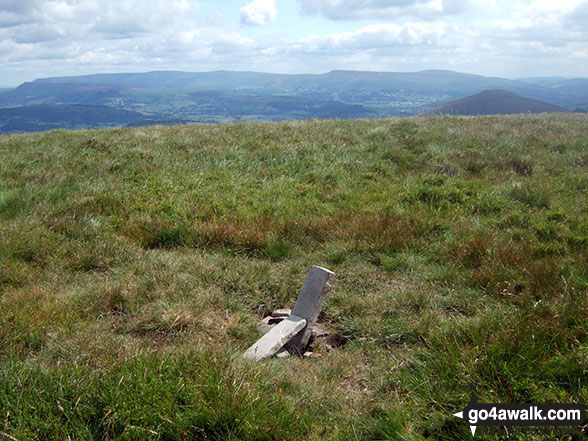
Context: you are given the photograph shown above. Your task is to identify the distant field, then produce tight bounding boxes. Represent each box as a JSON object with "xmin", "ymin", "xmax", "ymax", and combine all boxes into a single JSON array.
[{"xmin": 1, "ymin": 115, "xmax": 587, "ymax": 440}]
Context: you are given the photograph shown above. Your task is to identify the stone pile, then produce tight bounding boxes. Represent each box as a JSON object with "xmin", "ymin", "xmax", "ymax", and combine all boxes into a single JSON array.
[{"xmin": 242, "ymin": 266, "xmax": 344, "ymax": 361}]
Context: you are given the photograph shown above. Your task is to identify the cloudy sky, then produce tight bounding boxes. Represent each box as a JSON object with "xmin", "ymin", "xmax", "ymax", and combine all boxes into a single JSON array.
[{"xmin": 0, "ymin": 0, "xmax": 587, "ymax": 86}]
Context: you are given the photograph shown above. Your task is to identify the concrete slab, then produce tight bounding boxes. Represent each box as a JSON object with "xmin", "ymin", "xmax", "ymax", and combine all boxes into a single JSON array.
[{"xmin": 242, "ymin": 315, "xmax": 307, "ymax": 361}]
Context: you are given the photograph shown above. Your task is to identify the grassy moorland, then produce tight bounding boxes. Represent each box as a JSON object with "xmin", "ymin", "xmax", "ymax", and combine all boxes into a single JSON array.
[{"xmin": 0, "ymin": 114, "xmax": 587, "ymax": 440}]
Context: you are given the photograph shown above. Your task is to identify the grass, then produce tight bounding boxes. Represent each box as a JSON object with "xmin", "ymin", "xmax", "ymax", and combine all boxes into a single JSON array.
[{"xmin": 0, "ymin": 114, "xmax": 587, "ymax": 440}]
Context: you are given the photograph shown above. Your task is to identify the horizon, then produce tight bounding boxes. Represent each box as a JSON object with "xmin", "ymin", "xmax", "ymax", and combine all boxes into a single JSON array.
[
  {"xmin": 0, "ymin": 67, "xmax": 582, "ymax": 89},
  {"xmin": 1, "ymin": 1, "xmax": 588, "ymax": 87}
]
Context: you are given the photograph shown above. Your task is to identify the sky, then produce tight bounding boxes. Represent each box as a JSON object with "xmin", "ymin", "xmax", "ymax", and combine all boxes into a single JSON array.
[{"xmin": 0, "ymin": 0, "xmax": 587, "ymax": 86}]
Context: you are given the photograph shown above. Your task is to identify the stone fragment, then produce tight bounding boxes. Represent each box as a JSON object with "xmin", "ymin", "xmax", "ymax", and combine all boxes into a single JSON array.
[
  {"xmin": 256, "ymin": 322, "xmax": 274, "ymax": 335},
  {"xmin": 243, "ymin": 315, "xmax": 307, "ymax": 361},
  {"xmin": 271, "ymin": 309, "xmax": 291, "ymax": 318},
  {"xmin": 312, "ymin": 324, "xmax": 329, "ymax": 339},
  {"xmin": 256, "ymin": 316, "xmax": 275, "ymax": 334}
]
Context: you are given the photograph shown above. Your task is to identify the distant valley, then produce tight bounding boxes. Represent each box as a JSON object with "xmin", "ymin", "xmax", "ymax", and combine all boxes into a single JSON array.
[
  {"xmin": 0, "ymin": 104, "xmax": 187, "ymax": 133},
  {"xmin": 1, "ymin": 69, "xmax": 587, "ymax": 132}
]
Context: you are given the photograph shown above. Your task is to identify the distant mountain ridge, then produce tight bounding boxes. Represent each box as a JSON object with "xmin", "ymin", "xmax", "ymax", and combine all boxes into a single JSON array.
[
  {"xmin": 25, "ymin": 69, "xmax": 573, "ymax": 102},
  {"xmin": 422, "ymin": 90, "xmax": 570, "ymax": 116},
  {"xmin": 27, "ymin": 69, "xmax": 586, "ymax": 106}
]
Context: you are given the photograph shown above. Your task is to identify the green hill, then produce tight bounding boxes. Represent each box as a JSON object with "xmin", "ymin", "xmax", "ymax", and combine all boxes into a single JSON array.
[
  {"xmin": 423, "ymin": 90, "xmax": 570, "ymax": 116},
  {"xmin": 1, "ymin": 115, "xmax": 587, "ymax": 440}
]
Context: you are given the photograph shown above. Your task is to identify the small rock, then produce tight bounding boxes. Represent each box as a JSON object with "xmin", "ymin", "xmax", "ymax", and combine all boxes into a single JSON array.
[
  {"xmin": 303, "ymin": 351, "xmax": 313, "ymax": 357},
  {"xmin": 271, "ymin": 309, "xmax": 291, "ymax": 318},
  {"xmin": 256, "ymin": 316, "xmax": 276, "ymax": 334},
  {"xmin": 275, "ymin": 348, "xmax": 290, "ymax": 359}
]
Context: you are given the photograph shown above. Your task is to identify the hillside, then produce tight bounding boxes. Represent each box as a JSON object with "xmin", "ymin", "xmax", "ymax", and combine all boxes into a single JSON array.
[
  {"xmin": 0, "ymin": 85, "xmax": 377, "ymax": 130},
  {"xmin": 0, "ymin": 104, "xmax": 159, "ymax": 133},
  {"xmin": 0, "ymin": 82, "xmax": 126, "ymax": 107},
  {"xmin": 423, "ymin": 89, "xmax": 570, "ymax": 116},
  {"xmin": 1, "ymin": 115, "xmax": 587, "ymax": 440}
]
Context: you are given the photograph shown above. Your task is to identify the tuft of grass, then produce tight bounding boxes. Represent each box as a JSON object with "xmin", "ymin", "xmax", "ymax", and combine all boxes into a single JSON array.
[
  {"xmin": 327, "ymin": 250, "xmax": 347, "ymax": 265},
  {"xmin": 265, "ymin": 237, "xmax": 291, "ymax": 260},
  {"xmin": 0, "ymin": 353, "xmax": 312, "ymax": 440},
  {"xmin": 509, "ymin": 183, "xmax": 550, "ymax": 208},
  {"xmin": 376, "ymin": 253, "xmax": 406, "ymax": 272},
  {"xmin": 0, "ymin": 189, "xmax": 26, "ymax": 219},
  {"xmin": 509, "ymin": 157, "xmax": 534, "ymax": 176}
]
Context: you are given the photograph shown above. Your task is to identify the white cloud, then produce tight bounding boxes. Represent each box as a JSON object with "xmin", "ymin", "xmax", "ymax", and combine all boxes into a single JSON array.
[
  {"xmin": 240, "ymin": 0, "xmax": 277, "ymax": 26},
  {"xmin": 564, "ymin": 0, "xmax": 588, "ymax": 32},
  {"xmin": 0, "ymin": 0, "xmax": 38, "ymax": 27},
  {"xmin": 0, "ymin": 0, "xmax": 231, "ymax": 82},
  {"xmin": 296, "ymin": 0, "xmax": 472, "ymax": 20},
  {"xmin": 290, "ymin": 22, "xmax": 458, "ymax": 53},
  {"xmin": 277, "ymin": 21, "xmax": 470, "ymax": 75},
  {"xmin": 0, "ymin": 0, "xmax": 200, "ymax": 39},
  {"xmin": 0, "ymin": 0, "xmax": 588, "ymax": 84},
  {"xmin": 10, "ymin": 23, "xmax": 64, "ymax": 43}
]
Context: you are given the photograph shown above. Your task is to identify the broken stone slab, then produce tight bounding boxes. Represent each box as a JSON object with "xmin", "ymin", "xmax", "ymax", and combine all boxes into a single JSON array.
[
  {"xmin": 243, "ymin": 315, "xmax": 307, "ymax": 361},
  {"xmin": 271, "ymin": 309, "xmax": 291, "ymax": 318},
  {"xmin": 257, "ymin": 316, "xmax": 328, "ymax": 339},
  {"xmin": 286, "ymin": 266, "xmax": 335, "ymax": 351}
]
